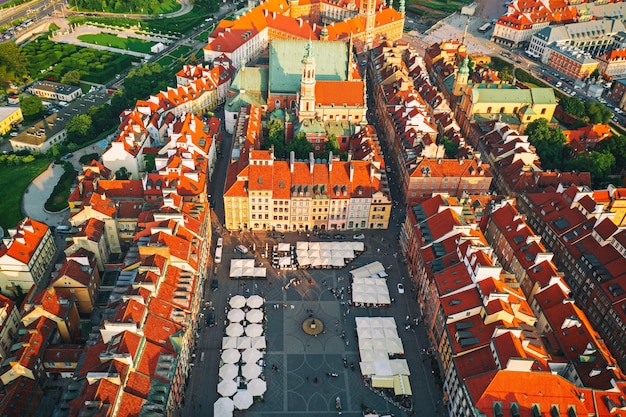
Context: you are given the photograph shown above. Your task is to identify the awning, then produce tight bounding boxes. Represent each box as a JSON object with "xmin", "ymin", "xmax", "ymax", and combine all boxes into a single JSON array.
[
  {"xmin": 371, "ymin": 376, "xmax": 394, "ymax": 388},
  {"xmin": 393, "ymin": 375, "xmax": 412, "ymax": 396}
]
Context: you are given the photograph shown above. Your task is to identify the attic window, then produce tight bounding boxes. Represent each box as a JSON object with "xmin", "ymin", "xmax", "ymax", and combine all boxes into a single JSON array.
[{"xmin": 258, "ymin": 177, "xmax": 263, "ymax": 184}]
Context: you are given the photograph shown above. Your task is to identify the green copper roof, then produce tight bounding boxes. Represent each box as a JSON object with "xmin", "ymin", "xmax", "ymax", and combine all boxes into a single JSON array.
[
  {"xmin": 269, "ymin": 40, "xmax": 348, "ymax": 94},
  {"xmin": 225, "ymin": 92, "xmax": 267, "ymax": 113},
  {"xmin": 231, "ymin": 67, "xmax": 268, "ymax": 94},
  {"xmin": 471, "ymin": 86, "xmax": 555, "ymax": 105},
  {"xmin": 295, "ymin": 118, "xmax": 326, "ymax": 135},
  {"xmin": 458, "ymin": 57, "xmax": 470, "ymax": 76}
]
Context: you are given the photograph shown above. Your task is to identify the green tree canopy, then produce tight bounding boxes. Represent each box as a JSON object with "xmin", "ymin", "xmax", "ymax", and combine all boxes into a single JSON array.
[
  {"xmin": 321, "ymin": 133, "xmax": 339, "ymax": 158},
  {"xmin": 116, "ymin": 167, "xmax": 130, "ymax": 179},
  {"xmin": 20, "ymin": 95, "xmax": 44, "ymax": 121},
  {"xmin": 0, "ymin": 42, "xmax": 28, "ymax": 87},
  {"xmin": 265, "ymin": 119, "xmax": 286, "ymax": 158},
  {"xmin": 560, "ymin": 97, "xmax": 585, "ymax": 118},
  {"xmin": 67, "ymin": 113, "xmax": 93, "ymax": 144},
  {"xmin": 585, "ymin": 101, "xmax": 612, "ymax": 124},
  {"xmin": 569, "ymin": 151, "xmax": 615, "ymax": 185},
  {"xmin": 525, "ymin": 118, "xmax": 566, "ymax": 170},
  {"xmin": 287, "ymin": 133, "xmax": 314, "ymax": 159},
  {"xmin": 441, "ymin": 137, "xmax": 459, "ymax": 158},
  {"xmin": 61, "ymin": 70, "xmax": 81, "ymax": 86},
  {"xmin": 598, "ymin": 135, "xmax": 626, "ymax": 168}
]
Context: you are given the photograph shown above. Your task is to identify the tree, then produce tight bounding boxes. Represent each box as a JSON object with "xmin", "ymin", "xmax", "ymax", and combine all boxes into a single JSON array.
[
  {"xmin": 526, "ymin": 118, "xmax": 566, "ymax": 170},
  {"xmin": 89, "ymin": 104, "xmax": 114, "ymax": 134},
  {"xmin": 19, "ymin": 95, "xmax": 44, "ymax": 121},
  {"xmin": 441, "ymin": 137, "xmax": 459, "ymax": 158},
  {"xmin": 0, "ymin": 42, "xmax": 28, "ymax": 87},
  {"xmin": 63, "ymin": 161, "xmax": 75, "ymax": 173},
  {"xmin": 323, "ymin": 133, "xmax": 339, "ymax": 158},
  {"xmin": 265, "ymin": 119, "xmax": 286, "ymax": 158},
  {"xmin": 116, "ymin": 167, "xmax": 130, "ymax": 179},
  {"xmin": 598, "ymin": 135, "xmax": 626, "ymax": 168},
  {"xmin": 287, "ymin": 133, "xmax": 314, "ymax": 159},
  {"xmin": 61, "ymin": 70, "xmax": 81, "ymax": 86},
  {"xmin": 590, "ymin": 68, "xmax": 600, "ymax": 80},
  {"xmin": 66, "ymin": 113, "xmax": 93, "ymax": 144},
  {"xmin": 560, "ymin": 97, "xmax": 585, "ymax": 118},
  {"xmin": 571, "ymin": 151, "xmax": 615, "ymax": 185},
  {"xmin": 585, "ymin": 101, "xmax": 612, "ymax": 124}
]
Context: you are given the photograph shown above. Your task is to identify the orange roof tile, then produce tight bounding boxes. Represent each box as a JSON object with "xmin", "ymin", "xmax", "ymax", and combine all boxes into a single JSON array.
[{"xmin": 0, "ymin": 218, "xmax": 49, "ymax": 265}]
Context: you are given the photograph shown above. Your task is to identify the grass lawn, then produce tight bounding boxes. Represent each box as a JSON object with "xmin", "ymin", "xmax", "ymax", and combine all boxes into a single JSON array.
[
  {"xmin": 194, "ymin": 28, "xmax": 211, "ymax": 42},
  {"xmin": 0, "ymin": 158, "xmax": 50, "ymax": 233},
  {"xmin": 169, "ymin": 45, "xmax": 191, "ymax": 58},
  {"xmin": 77, "ymin": 33, "xmax": 157, "ymax": 54},
  {"xmin": 151, "ymin": 0, "xmax": 181, "ymax": 14},
  {"xmin": 156, "ymin": 55, "xmax": 174, "ymax": 67},
  {"xmin": 44, "ymin": 170, "xmax": 76, "ymax": 212},
  {"xmin": 145, "ymin": 5, "xmax": 214, "ymax": 35}
]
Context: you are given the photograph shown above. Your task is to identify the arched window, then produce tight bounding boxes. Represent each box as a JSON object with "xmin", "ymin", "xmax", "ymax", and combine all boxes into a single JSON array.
[{"xmin": 275, "ymin": 99, "xmax": 281, "ymax": 109}]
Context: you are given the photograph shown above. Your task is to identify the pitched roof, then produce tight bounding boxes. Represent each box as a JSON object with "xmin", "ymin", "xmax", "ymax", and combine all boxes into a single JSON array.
[{"xmin": 0, "ymin": 218, "xmax": 49, "ymax": 265}]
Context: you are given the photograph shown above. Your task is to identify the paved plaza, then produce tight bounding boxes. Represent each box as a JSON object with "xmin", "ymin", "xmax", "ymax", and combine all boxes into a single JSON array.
[{"xmin": 183, "ymin": 227, "xmax": 445, "ymax": 417}]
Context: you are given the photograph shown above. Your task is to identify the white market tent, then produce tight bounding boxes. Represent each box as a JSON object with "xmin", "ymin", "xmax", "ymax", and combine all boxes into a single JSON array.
[
  {"xmin": 350, "ymin": 262, "xmax": 386, "ymax": 279},
  {"xmin": 217, "ymin": 379, "xmax": 238, "ymax": 397},
  {"xmin": 228, "ymin": 309, "xmax": 245, "ymax": 323},
  {"xmin": 356, "ymin": 316, "xmax": 413, "ymax": 396},
  {"xmin": 242, "ymin": 348, "xmax": 262, "ymax": 364},
  {"xmin": 230, "ymin": 259, "xmax": 266, "ymax": 279},
  {"xmin": 226, "ymin": 323, "xmax": 244, "ymax": 337},
  {"xmin": 229, "ymin": 295, "xmax": 246, "ymax": 309},
  {"xmin": 251, "ymin": 336, "xmax": 266, "ymax": 349},
  {"xmin": 219, "ymin": 363, "xmax": 239, "ymax": 380},
  {"xmin": 352, "ymin": 277, "xmax": 391, "ymax": 306},
  {"xmin": 278, "ymin": 256, "xmax": 291, "ymax": 267},
  {"xmin": 233, "ymin": 390, "xmax": 254, "ymax": 410},
  {"xmin": 214, "ymin": 397, "xmax": 235, "ymax": 417},
  {"xmin": 221, "ymin": 349, "xmax": 241, "ymax": 364},
  {"xmin": 295, "ymin": 241, "xmax": 364, "ymax": 268},
  {"xmin": 236, "ymin": 336, "xmax": 251, "ymax": 350},
  {"xmin": 245, "ymin": 323, "xmax": 264, "ymax": 337},
  {"xmin": 222, "ymin": 337, "xmax": 238, "ymax": 350},
  {"xmin": 246, "ymin": 295, "xmax": 264, "ymax": 308},
  {"xmin": 277, "ymin": 243, "xmax": 291, "ymax": 252},
  {"xmin": 242, "ymin": 363, "xmax": 262, "ymax": 380},
  {"xmin": 246, "ymin": 378, "xmax": 267, "ymax": 396},
  {"xmin": 246, "ymin": 309, "xmax": 264, "ymax": 323}
]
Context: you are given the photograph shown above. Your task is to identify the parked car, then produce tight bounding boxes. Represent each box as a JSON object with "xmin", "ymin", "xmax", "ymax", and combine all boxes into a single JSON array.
[
  {"xmin": 353, "ymin": 233, "xmax": 365, "ymax": 240},
  {"xmin": 271, "ymin": 232, "xmax": 285, "ymax": 239},
  {"xmin": 216, "ymin": 237, "xmax": 223, "ymax": 248},
  {"xmin": 211, "ymin": 279, "xmax": 219, "ymax": 291},
  {"xmin": 397, "ymin": 283, "xmax": 405, "ymax": 294},
  {"xmin": 333, "ymin": 234, "xmax": 346, "ymax": 240},
  {"xmin": 319, "ymin": 233, "xmax": 331, "ymax": 240},
  {"xmin": 235, "ymin": 244, "xmax": 249, "ymax": 254},
  {"xmin": 61, "ymin": 153, "xmax": 74, "ymax": 161}
]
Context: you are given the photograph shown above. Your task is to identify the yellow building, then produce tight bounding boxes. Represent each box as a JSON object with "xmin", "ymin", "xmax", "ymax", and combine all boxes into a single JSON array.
[
  {"xmin": 0, "ymin": 107, "xmax": 22, "ymax": 135},
  {"xmin": 368, "ymin": 189, "xmax": 392, "ymax": 229}
]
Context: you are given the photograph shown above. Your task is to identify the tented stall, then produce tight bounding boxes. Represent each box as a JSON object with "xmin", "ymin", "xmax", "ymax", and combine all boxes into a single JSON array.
[{"xmin": 230, "ymin": 259, "xmax": 267, "ymax": 279}]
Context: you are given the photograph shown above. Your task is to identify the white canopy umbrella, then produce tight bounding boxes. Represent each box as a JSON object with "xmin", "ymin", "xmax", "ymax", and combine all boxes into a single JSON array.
[
  {"xmin": 251, "ymin": 336, "xmax": 266, "ymax": 350},
  {"xmin": 358, "ymin": 338, "xmax": 375, "ymax": 350},
  {"xmin": 245, "ymin": 323, "xmax": 264, "ymax": 337},
  {"xmin": 242, "ymin": 348, "xmax": 262, "ymax": 364},
  {"xmin": 360, "ymin": 361, "xmax": 377, "ymax": 376},
  {"xmin": 246, "ymin": 378, "xmax": 267, "ymax": 396},
  {"xmin": 246, "ymin": 295, "xmax": 264, "ymax": 308},
  {"xmin": 228, "ymin": 309, "xmax": 245, "ymax": 322},
  {"xmin": 226, "ymin": 323, "xmax": 244, "ymax": 337},
  {"xmin": 383, "ymin": 327, "xmax": 399, "ymax": 339},
  {"xmin": 233, "ymin": 390, "xmax": 254, "ymax": 410},
  {"xmin": 242, "ymin": 363, "xmax": 262, "ymax": 380},
  {"xmin": 380, "ymin": 317, "xmax": 397, "ymax": 329},
  {"xmin": 222, "ymin": 337, "xmax": 238, "ymax": 350},
  {"xmin": 219, "ymin": 363, "xmax": 239, "ymax": 380},
  {"xmin": 296, "ymin": 241, "xmax": 308, "ymax": 250},
  {"xmin": 246, "ymin": 309, "xmax": 264, "ymax": 323},
  {"xmin": 277, "ymin": 242, "xmax": 290, "ymax": 252},
  {"xmin": 217, "ymin": 379, "xmax": 238, "ymax": 397},
  {"xmin": 384, "ymin": 337, "xmax": 405, "ymax": 354},
  {"xmin": 236, "ymin": 336, "xmax": 251, "ymax": 350},
  {"xmin": 229, "ymin": 295, "xmax": 246, "ymax": 309},
  {"xmin": 221, "ymin": 349, "xmax": 241, "ymax": 364},
  {"xmin": 390, "ymin": 359, "xmax": 411, "ymax": 375},
  {"xmin": 214, "ymin": 397, "xmax": 235, "ymax": 416}
]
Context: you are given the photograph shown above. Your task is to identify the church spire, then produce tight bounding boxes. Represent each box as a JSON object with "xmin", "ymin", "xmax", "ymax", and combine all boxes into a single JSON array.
[
  {"xmin": 299, "ymin": 40, "xmax": 316, "ymax": 120},
  {"xmin": 399, "ymin": 0, "xmax": 405, "ymax": 14}
]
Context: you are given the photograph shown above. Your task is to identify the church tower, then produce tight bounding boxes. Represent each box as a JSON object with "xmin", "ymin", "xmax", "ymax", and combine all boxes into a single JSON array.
[
  {"xmin": 299, "ymin": 40, "xmax": 316, "ymax": 120},
  {"xmin": 360, "ymin": 0, "xmax": 377, "ymax": 33},
  {"xmin": 453, "ymin": 57, "xmax": 470, "ymax": 96}
]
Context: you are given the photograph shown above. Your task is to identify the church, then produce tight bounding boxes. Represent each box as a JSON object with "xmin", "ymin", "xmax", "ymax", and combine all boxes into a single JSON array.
[{"xmin": 225, "ymin": 39, "xmax": 368, "ymax": 152}]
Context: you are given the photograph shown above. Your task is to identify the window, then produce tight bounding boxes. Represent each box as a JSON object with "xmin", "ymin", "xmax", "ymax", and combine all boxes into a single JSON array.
[{"xmin": 541, "ymin": 108, "xmax": 546, "ymax": 115}]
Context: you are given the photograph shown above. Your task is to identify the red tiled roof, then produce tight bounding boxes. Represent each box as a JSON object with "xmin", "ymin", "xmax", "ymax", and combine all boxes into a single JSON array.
[
  {"xmin": 315, "ymin": 81, "xmax": 364, "ymax": 106},
  {"xmin": 0, "ymin": 218, "xmax": 49, "ymax": 265}
]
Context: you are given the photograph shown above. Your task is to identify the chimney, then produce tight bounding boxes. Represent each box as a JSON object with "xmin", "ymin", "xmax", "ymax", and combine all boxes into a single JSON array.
[
  {"xmin": 309, "ymin": 152, "xmax": 314, "ymax": 174},
  {"xmin": 264, "ymin": 8, "xmax": 268, "ymax": 16},
  {"xmin": 349, "ymin": 162, "xmax": 354, "ymax": 182},
  {"xmin": 290, "ymin": 151, "xmax": 295, "ymax": 173},
  {"xmin": 328, "ymin": 156, "xmax": 333, "ymax": 172},
  {"xmin": 298, "ymin": 18, "xmax": 303, "ymax": 27},
  {"xmin": 328, "ymin": 151, "xmax": 333, "ymax": 162},
  {"xmin": 346, "ymin": 150, "xmax": 352, "ymax": 162},
  {"xmin": 369, "ymin": 163, "xmax": 375, "ymax": 181},
  {"xmin": 313, "ymin": 23, "xmax": 316, "ymax": 31}
]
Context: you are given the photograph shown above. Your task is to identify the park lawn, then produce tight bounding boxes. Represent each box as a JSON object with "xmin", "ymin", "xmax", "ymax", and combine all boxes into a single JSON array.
[
  {"xmin": 169, "ymin": 45, "xmax": 191, "ymax": 58},
  {"xmin": 77, "ymin": 33, "xmax": 157, "ymax": 54},
  {"xmin": 156, "ymin": 55, "xmax": 174, "ymax": 67},
  {"xmin": 407, "ymin": 0, "xmax": 471, "ymax": 15},
  {"xmin": 145, "ymin": 5, "xmax": 214, "ymax": 35},
  {"xmin": 0, "ymin": 158, "xmax": 51, "ymax": 232},
  {"xmin": 151, "ymin": 0, "xmax": 182, "ymax": 14}
]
